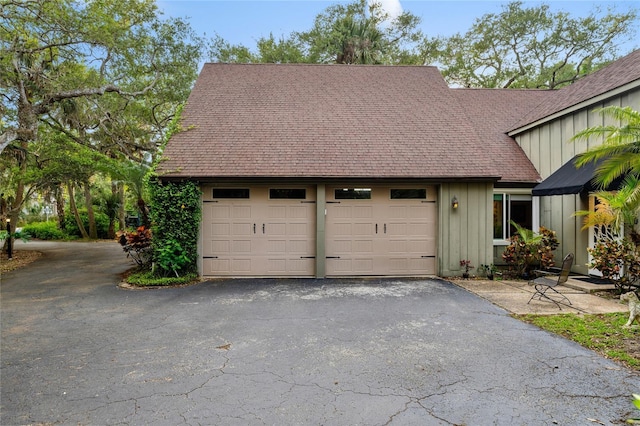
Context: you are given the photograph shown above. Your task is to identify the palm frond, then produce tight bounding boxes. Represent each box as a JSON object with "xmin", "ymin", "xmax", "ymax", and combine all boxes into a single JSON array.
[{"xmin": 573, "ymin": 106, "xmax": 640, "ymax": 187}]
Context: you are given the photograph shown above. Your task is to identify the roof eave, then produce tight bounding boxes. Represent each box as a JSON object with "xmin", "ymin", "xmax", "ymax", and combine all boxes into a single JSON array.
[
  {"xmin": 158, "ymin": 175, "xmax": 503, "ymax": 184},
  {"xmin": 508, "ymin": 79, "xmax": 640, "ymax": 136}
]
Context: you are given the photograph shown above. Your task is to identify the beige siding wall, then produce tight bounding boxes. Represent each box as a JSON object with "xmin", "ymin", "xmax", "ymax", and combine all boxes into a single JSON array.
[
  {"xmin": 514, "ymin": 87, "xmax": 640, "ymax": 274},
  {"xmin": 439, "ymin": 182, "xmax": 494, "ymax": 277}
]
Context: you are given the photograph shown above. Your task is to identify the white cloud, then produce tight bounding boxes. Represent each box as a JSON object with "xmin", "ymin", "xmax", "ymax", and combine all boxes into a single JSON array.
[{"xmin": 370, "ymin": 0, "xmax": 403, "ymax": 21}]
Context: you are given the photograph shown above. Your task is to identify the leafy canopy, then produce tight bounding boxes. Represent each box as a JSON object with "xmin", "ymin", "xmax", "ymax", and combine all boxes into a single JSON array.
[
  {"xmin": 207, "ymin": 0, "xmax": 637, "ymax": 90},
  {"xmin": 426, "ymin": 1, "xmax": 638, "ymax": 88},
  {"xmin": 208, "ymin": 0, "xmax": 423, "ymax": 65}
]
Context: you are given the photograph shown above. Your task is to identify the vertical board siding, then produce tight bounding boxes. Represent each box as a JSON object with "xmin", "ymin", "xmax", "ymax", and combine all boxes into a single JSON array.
[
  {"xmin": 439, "ymin": 182, "xmax": 492, "ymax": 277},
  {"xmin": 514, "ymin": 88, "xmax": 640, "ymax": 273}
]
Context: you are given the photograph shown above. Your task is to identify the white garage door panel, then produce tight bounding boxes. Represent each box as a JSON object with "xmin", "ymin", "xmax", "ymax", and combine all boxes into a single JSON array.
[
  {"xmin": 203, "ymin": 258, "xmax": 253, "ymax": 275},
  {"xmin": 268, "ymin": 258, "xmax": 315, "ymax": 274},
  {"xmin": 327, "ymin": 258, "xmax": 375, "ymax": 274},
  {"xmin": 388, "ymin": 239, "xmax": 430, "ymax": 253},
  {"xmin": 326, "ymin": 186, "xmax": 437, "ymax": 276},
  {"xmin": 388, "ymin": 257, "xmax": 436, "ymax": 274},
  {"xmin": 202, "ymin": 186, "xmax": 315, "ymax": 277}
]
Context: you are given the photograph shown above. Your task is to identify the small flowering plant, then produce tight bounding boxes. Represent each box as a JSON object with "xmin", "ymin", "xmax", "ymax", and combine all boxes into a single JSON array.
[{"xmin": 460, "ymin": 259, "xmax": 474, "ymax": 277}]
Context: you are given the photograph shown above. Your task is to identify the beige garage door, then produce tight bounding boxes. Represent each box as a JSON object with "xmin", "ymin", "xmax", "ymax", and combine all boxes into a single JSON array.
[
  {"xmin": 201, "ymin": 186, "xmax": 316, "ymax": 277},
  {"xmin": 326, "ymin": 186, "xmax": 437, "ymax": 276}
]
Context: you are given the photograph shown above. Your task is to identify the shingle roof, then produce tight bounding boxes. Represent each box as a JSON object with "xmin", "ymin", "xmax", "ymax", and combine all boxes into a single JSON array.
[
  {"xmin": 452, "ymin": 88, "xmax": 556, "ymax": 182},
  {"xmin": 511, "ymin": 49, "xmax": 640, "ymax": 132},
  {"xmin": 159, "ymin": 63, "xmax": 545, "ymax": 182}
]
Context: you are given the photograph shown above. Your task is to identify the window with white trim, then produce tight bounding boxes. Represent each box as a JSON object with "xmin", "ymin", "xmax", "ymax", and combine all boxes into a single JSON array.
[{"xmin": 493, "ymin": 193, "xmax": 534, "ymax": 241}]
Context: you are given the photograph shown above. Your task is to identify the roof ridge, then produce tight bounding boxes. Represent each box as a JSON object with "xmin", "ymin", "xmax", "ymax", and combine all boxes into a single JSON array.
[{"xmin": 203, "ymin": 62, "xmax": 440, "ymax": 69}]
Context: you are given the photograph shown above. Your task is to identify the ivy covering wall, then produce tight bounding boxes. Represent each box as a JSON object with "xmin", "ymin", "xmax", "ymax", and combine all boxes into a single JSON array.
[{"xmin": 147, "ymin": 179, "xmax": 201, "ymax": 276}]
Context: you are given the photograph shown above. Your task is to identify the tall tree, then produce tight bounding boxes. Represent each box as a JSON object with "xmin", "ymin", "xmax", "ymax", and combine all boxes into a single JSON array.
[
  {"xmin": 0, "ymin": 0, "xmax": 203, "ymax": 226},
  {"xmin": 426, "ymin": 1, "xmax": 638, "ymax": 88},
  {"xmin": 208, "ymin": 0, "xmax": 423, "ymax": 65}
]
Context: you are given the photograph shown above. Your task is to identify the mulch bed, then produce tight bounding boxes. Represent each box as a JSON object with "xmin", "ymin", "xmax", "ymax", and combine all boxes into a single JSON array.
[{"xmin": 0, "ymin": 250, "xmax": 43, "ymax": 274}]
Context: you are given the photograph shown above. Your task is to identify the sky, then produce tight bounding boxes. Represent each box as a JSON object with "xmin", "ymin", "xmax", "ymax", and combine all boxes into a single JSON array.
[{"xmin": 157, "ymin": 0, "xmax": 640, "ymax": 57}]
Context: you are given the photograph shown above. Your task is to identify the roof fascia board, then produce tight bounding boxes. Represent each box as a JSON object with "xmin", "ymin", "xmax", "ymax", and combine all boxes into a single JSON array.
[
  {"xmin": 159, "ymin": 176, "xmax": 502, "ymax": 184},
  {"xmin": 508, "ymin": 79, "xmax": 640, "ymax": 136}
]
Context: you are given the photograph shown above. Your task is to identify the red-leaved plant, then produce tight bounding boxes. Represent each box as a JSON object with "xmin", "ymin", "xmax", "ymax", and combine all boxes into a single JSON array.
[{"xmin": 117, "ymin": 226, "xmax": 152, "ymax": 267}]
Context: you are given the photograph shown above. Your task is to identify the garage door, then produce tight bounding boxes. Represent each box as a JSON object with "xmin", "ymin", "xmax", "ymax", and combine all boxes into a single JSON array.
[
  {"xmin": 326, "ymin": 186, "xmax": 437, "ymax": 276},
  {"xmin": 202, "ymin": 186, "xmax": 316, "ymax": 277}
]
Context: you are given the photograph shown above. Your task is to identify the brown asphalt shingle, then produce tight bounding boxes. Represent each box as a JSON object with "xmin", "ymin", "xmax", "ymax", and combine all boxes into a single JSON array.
[
  {"xmin": 160, "ymin": 64, "xmax": 528, "ymax": 181},
  {"xmin": 164, "ymin": 58, "xmax": 639, "ymax": 183},
  {"xmin": 511, "ymin": 49, "xmax": 640, "ymax": 132},
  {"xmin": 452, "ymin": 88, "xmax": 556, "ymax": 182}
]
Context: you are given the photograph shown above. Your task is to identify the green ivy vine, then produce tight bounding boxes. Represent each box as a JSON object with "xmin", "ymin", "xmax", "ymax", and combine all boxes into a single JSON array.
[
  {"xmin": 147, "ymin": 179, "xmax": 201, "ymax": 277},
  {"xmin": 145, "ymin": 103, "xmax": 202, "ymax": 278}
]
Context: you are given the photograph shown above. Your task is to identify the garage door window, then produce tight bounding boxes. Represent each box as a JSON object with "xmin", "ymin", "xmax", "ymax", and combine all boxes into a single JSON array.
[
  {"xmin": 269, "ymin": 188, "xmax": 306, "ymax": 199},
  {"xmin": 390, "ymin": 189, "xmax": 427, "ymax": 199},
  {"xmin": 212, "ymin": 188, "xmax": 250, "ymax": 198},
  {"xmin": 335, "ymin": 188, "xmax": 372, "ymax": 199}
]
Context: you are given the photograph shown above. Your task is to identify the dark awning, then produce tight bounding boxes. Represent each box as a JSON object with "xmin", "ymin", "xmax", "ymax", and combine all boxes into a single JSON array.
[{"xmin": 532, "ymin": 155, "xmax": 624, "ymax": 196}]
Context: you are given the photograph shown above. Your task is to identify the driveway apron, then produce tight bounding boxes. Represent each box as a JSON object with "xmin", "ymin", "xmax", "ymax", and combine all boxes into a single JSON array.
[{"xmin": 1, "ymin": 241, "xmax": 639, "ymax": 425}]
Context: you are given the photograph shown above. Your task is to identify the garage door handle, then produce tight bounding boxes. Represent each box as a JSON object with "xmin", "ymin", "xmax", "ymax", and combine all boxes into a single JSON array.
[
  {"xmin": 253, "ymin": 224, "xmax": 256, "ymax": 234},
  {"xmin": 262, "ymin": 224, "xmax": 265, "ymax": 234},
  {"xmin": 326, "ymin": 256, "xmax": 341, "ymax": 259},
  {"xmin": 376, "ymin": 224, "xmax": 378, "ymax": 234},
  {"xmin": 384, "ymin": 224, "xmax": 387, "ymax": 233},
  {"xmin": 300, "ymin": 256, "xmax": 316, "ymax": 259}
]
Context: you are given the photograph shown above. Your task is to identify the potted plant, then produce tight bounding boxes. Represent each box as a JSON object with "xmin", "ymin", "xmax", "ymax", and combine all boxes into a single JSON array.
[
  {"xmin": 460, "ymin": 259, "xmax": 474, "ymax": 279},
  {"xmin": 479, "ymin": 263, "xmax": 498, "ymax": 280}
]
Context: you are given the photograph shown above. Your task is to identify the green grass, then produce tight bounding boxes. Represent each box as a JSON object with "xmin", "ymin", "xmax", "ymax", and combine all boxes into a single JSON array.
[
  {"xmin": 126, "ymin": 270, "xmax": 200, "ymax": 287},
  {"xmin": 515, "ymin": 313, "xmax": 639, "ymax": 370}
]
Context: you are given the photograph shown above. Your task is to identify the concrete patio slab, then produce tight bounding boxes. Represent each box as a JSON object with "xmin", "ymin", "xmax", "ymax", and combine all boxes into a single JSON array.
[{"xmin": 451, "ymin": 278, "xmax": 629, "ymax": 315}]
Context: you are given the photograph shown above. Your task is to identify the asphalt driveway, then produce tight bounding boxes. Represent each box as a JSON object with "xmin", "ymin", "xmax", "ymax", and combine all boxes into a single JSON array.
[{"xmin": 1, "ymin": 241, "xmax": 639, "ymax": 425}]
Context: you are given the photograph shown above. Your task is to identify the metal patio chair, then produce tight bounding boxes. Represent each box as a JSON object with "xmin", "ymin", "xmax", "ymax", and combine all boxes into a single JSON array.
[{"xmin": 527, "ymin": 253, "xmax": 574, "ymax": 309}]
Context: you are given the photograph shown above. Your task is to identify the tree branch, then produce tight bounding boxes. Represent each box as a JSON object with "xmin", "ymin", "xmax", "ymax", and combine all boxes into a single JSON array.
[
  {"xmin": 34, "ymin": 82, "xmax": 157, "ymax": 115},
  {"xmin": 0, "ymin": 129, "xmax": 18, "ymax": 155}
]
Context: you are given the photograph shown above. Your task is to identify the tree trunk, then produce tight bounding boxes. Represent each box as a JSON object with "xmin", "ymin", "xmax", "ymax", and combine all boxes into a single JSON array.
[
  {"xmin": 138, "ymin": 197, "xmax": 150, "ymax": 228},
  {"xmin": 56, "ymin": 184, "xmax": 65, "ymax": 230},
  {"xmin": 106, "ymin": 182, "xmax": 118, "ymax": 239},
  {"xmin": 84, "ymin": 181, "xmax": 98, "ymax": 239},
  {"xmin": 67, "ymin": 181, "xmax": 89, "ymax": 239},
  {"xmin": 118, "ymin": 184, "xmax": 125, "ymax": 231},
  {"xmin": 8, "ymin": 141, "xmax": 29, "ymax": 227},
  {"xmin": 1, "ymin": 194, "xmax": 7, "ymax": 252}
]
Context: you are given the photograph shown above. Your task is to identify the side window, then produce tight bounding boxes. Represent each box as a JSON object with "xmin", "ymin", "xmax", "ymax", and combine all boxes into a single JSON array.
[
  {"xmin": 493, "ymin": 194, "xmax": 504, "ymax": 239},
  {"xmin": 494, "ymin": 193, "xmax": 532, "ymax": 240}
]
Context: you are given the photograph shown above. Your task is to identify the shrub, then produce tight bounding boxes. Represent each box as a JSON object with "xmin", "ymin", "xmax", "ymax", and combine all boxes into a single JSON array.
[
  {"xmin": 64, "ymin": 210, "xmax": 110, "ymax": 239},
  {"xmin": 502, "ymin": 222, "xmax": 559, "ymax": 278},
  {"xmin": 21, "ymin": 221, "xmax": 66, "ymax": 240},
  {"xmin": 588, "ymin": 237, "xmax": 640, "ymax": 292},
  {"xmin": 117, "ymin": 226, "xmax": 153, "ymax": 268},
  {"xmin": 126, "ymin": 270, "xmax": 199, "ymax": 286},
  {"xmin": 155, "ymin": 238, "xmax": 191, "ymax": 277}
]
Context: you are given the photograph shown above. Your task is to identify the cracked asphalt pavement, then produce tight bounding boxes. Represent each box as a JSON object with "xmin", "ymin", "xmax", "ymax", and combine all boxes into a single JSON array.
[{"xmin": 1, "ymin": 241, "xmax": 639, "ymax": 425}]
